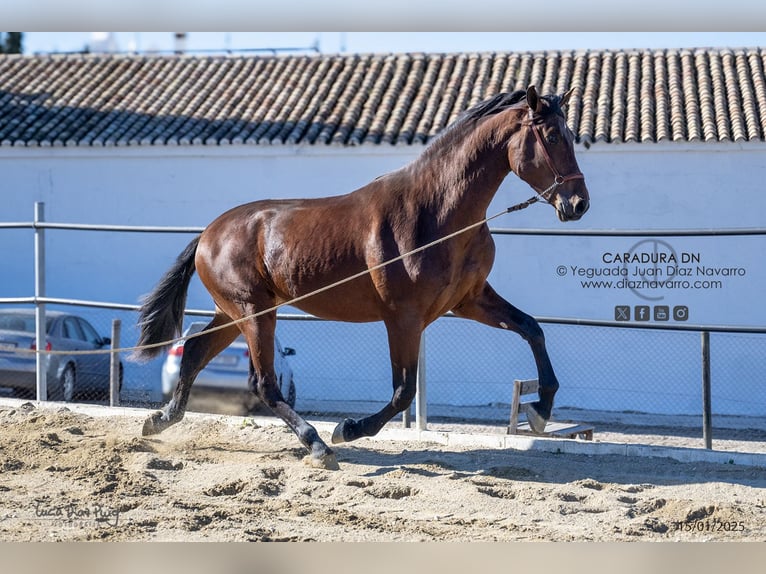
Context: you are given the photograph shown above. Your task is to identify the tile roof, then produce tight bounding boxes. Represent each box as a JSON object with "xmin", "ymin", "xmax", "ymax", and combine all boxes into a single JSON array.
[{"xmin": 1, "ymin": 48, "xmax": 765, "ymax": 148}]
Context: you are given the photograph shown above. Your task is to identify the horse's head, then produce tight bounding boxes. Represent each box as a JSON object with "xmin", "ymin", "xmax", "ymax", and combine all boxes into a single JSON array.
[{"xmin": 511, "ymin": 85, "xmax": 590, "ymax": 222}]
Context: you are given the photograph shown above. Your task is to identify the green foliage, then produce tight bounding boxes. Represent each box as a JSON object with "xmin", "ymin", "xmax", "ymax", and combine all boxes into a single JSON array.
[{"xmin": 0, "ymin": 33, "xmax": 23, "ymax": 54}]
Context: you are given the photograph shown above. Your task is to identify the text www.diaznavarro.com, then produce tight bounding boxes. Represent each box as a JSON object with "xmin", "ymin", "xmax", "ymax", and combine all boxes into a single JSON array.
[{"xmin": 579, "ymin": 278, "xmax": 723, "ymax": 290}]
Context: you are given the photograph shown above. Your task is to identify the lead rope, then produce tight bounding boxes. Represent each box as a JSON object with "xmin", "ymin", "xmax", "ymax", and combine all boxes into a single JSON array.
[{"xmin": 17, "ymin": 194, "xmax": 546, "ymax": 358}]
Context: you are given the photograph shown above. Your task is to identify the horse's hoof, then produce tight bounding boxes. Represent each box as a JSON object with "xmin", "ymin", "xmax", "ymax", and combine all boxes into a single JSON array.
[
  {"xmin": 524, "ymin": 403, "xmax": 548, "ymax": 434},
  {"xmin": 141, "ymin": 411, "xmax": 164, "ymax": 436},
  {"xmin": 331, "ymin": 418, "xmax": 354, "ymax": 444},
  {"xmin": 303, "ymin": 452, "xmax": 340, "ymax": 471}
]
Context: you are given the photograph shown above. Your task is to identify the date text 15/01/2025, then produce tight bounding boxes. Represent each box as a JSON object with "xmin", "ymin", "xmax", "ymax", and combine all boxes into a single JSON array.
[{"xmin": 673, "ymin": 520, "xmax": 746, "ymax": 533}]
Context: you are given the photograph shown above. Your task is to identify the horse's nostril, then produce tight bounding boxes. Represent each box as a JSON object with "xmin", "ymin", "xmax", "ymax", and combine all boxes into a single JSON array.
[{"xmin": 574, "ymin": 199, "xmax": 589, "ymax": 215}]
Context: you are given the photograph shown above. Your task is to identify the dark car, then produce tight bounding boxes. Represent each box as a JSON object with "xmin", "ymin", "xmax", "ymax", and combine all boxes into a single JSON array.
[{"xmin": 0, "ymin": 308, "xmax": 122, "ymax": 402}]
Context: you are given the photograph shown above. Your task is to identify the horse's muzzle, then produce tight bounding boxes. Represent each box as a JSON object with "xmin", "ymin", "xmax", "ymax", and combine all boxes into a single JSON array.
[{"xmin": 557, "ymin": 195, "xmax": 589, "ymax": 222}]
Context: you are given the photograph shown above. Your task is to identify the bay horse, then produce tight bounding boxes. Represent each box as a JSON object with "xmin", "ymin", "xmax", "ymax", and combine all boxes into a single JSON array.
[{"xmin": 135, "ymin": 85, "xmax": 589, "ymax": 470}]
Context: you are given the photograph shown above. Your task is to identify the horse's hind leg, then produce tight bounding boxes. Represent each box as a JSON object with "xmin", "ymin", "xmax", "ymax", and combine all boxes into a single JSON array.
[
  {"xmin": 142, "ymin": 312, "xmax": 239, "ymax": 436},
  {"xmin": 332, "ymin": 320, "xmax": 420, "ymax": 444},
  {"xmin": 239, "ymin": 310, "xmax": 339, "ymax": 470}
]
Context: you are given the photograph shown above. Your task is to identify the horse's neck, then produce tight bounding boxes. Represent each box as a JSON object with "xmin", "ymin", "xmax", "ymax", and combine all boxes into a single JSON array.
[{"xmin": 419, "ymin": 111, "xmax": 524, "ymax": 230}]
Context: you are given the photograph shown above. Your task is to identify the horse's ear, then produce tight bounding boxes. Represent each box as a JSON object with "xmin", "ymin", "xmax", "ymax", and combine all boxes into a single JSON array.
[
  {"xmin": 561, "ymin": 87, "xmax": 575, "ymax": 107},
  {"xmin": 526, "ymin": 85, "xmax": 543, "ymax": 114}
]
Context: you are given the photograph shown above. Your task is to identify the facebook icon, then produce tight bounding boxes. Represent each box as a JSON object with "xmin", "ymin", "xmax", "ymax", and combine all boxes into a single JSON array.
[{"xmin": 634, "ymin": 305, "xmax": 650, "ymax": 321}]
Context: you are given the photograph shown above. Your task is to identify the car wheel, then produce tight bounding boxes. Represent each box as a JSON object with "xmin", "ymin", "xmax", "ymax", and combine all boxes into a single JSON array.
[{"xmin": 60, "ymin": 364, "xmax": 76, "ymax": 402}]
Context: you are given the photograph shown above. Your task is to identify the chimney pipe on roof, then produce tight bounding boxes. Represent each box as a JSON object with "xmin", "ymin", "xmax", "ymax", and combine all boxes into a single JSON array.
[{"xmin": 174, "ymin": 33, "xmax": 187, "ymax": 55}]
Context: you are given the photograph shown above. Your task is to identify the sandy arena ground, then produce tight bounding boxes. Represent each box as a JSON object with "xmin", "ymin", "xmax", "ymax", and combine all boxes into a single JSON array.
[{"xmin": 0, "ymin": 398, "xmax": 764, "ymax": 542}]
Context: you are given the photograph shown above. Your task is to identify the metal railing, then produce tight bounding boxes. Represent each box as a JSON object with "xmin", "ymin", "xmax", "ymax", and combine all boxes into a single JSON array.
[{"xmin": 2, "ymin": 202, "xmax": 765, "ymax": 449}]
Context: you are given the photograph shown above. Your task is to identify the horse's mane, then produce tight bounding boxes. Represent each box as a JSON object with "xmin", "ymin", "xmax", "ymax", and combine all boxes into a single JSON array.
[
  {"xmin": 460, "ymin": 90, "xmax": 528, "ymax": 123},
  {"xmin": 423, "ymin": 90, "xmax": 564, "ymax": 153}
]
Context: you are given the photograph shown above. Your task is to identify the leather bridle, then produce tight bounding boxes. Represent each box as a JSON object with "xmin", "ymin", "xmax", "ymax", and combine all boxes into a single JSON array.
[{"xmin": 527, "ymin": 109, "xmax": 585, "ymax": 206}]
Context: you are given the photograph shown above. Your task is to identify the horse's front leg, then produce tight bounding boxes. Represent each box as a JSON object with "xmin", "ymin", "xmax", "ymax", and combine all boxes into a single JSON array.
[
  {"xmin": 452, "ymin": 282, "xmax": 559, "ymax": 433},
  {"xmin": 332, "ymin": 320, "xmax": 421, "ymax": 444}
]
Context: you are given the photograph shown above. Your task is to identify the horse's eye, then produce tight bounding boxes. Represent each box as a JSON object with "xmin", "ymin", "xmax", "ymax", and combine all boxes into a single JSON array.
[{"xmin": 546, "ymin": 133, "xmax": 559, "ymax": 145}]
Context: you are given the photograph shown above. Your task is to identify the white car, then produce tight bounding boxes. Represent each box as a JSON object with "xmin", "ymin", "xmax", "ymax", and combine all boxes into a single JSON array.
[{"xmin": 161, "ymin": 322, "xmax": 297, "ymax": 408}]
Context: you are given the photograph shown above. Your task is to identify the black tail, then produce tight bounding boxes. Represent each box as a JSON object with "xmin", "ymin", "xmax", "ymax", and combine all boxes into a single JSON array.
[{"xmin": 131, "ymin": 236, "xmax": 200, "ymax": 362}]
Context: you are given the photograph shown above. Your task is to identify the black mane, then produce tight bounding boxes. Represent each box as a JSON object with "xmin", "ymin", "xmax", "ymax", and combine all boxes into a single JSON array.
[
  {"xmin": 426, "ymin": 90, "xmax": 564, "ymax": 151},
  {"xmin": 462, "ymin": 90, "xmax": 565, "ymax": 122},
  {"xmin": 461, "ymin": 90, "xmax": 528, "ymax": 122}
]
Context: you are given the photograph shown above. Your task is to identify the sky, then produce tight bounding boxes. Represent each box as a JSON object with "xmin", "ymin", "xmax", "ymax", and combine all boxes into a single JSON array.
[{"xmin": 20, "ymin": 32, "xmax": 766, "ymax": 57}]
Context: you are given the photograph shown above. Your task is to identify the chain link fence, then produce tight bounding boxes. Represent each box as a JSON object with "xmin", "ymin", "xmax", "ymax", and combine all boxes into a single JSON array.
[
  {"xmin": 1, "ymin": 302, "xmax": 764, "ymax": 428},
  {"xmin": 2, "ymin": 207, "xmax": 765, "ymax": 451}
]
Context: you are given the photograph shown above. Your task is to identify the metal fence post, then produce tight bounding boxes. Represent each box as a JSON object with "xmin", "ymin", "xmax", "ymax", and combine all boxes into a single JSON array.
[
  {"xmin": 34, "ymin": 202, "xmax": 47, "ymax": 401},
  {"xmin": 701, "ymin": 331, "xmax": 712, "ymax": 449},
  {"xmin": 402, "ymin": 399, "xmax": 412, "ymax": 428},
  {"xmin": 415, "ymin": 331, "xmax": 427, "ymax": 430},
  {"xmin": 110, "ymin": 319, "xmax": 121, "ymax": 407}
]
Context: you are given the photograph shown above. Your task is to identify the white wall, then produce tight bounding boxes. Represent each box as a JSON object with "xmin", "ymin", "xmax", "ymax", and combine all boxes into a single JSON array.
[{"xmin": 1, "ymin": 142, "xmax": 765, "ymax": 415}]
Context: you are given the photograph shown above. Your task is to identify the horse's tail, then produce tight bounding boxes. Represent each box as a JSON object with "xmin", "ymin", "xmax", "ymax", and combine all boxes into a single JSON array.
[{"xmin": 131, "ymin": 236, "xmax": 200, "ymax": 362}]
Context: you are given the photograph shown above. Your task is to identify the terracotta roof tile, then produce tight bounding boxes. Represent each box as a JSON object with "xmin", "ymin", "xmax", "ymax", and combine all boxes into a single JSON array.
[
  {"xmin": 749, "ymin": 50, "xmax": 766, "ymax": 138},
  {"xmin": 1, "ymin": 48, "xmax": 765, "ymax": 148},
  {"xmin": 666, "ymin": 51, "xmax": 685, "ymax": 142}
]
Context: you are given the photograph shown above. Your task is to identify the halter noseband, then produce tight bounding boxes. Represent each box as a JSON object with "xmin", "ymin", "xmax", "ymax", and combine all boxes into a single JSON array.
[{"xmin": 527, "ymin": 109, "xmax": 585, "ymax": 206}]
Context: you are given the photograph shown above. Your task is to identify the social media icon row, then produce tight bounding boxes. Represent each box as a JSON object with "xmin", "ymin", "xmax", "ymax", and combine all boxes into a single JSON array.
[{"xmin": 614, "ymin": 305, "xmax": 688, "ymax": 321}]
